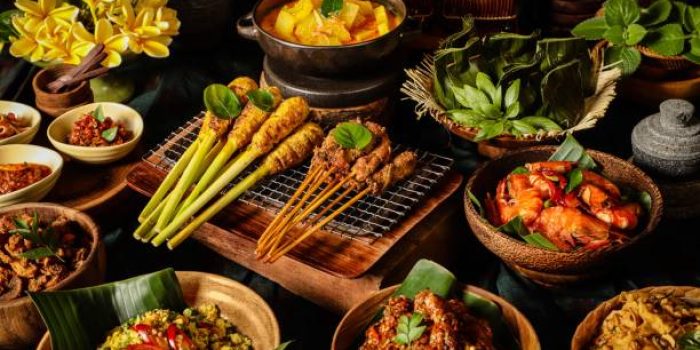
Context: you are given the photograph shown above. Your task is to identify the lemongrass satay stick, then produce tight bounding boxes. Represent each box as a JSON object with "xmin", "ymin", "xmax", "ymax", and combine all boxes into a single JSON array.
[
  {"xmin": 167, "ymin": 123, "xmax": 324, "ymax": 249},
  {"xmin": 151, "ymin": 97, "xmax": 311, "ymax": 246}
]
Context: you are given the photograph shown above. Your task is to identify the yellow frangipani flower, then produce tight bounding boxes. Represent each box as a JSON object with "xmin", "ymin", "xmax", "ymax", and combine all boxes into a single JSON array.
[
  {"xmin": 73, "ymin": 19, "xmax": 128, "ymax": 67},
  {"xmin": 14, "ymin": 0, "xmax": 79, "ymax": 31},
  {"xmin": 9, "ymin": 16, "xmax": 45, "ymax": 62},
  {"xmin": 33, "ymin": 16, "xmax": 89, "ymax": 65},
  {"xmin": 109, "ymin": 1, "xmax": 174, "ymax": 58}
]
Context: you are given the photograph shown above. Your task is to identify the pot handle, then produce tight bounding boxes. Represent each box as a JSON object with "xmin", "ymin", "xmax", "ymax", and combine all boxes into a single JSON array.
[
  {"xmin": 237, "ymin": 11, "xmax": 257, "ymax": 41},
  {"xmin": 399, "ymin": 17, "xmax": 423, "ymax": 44}
]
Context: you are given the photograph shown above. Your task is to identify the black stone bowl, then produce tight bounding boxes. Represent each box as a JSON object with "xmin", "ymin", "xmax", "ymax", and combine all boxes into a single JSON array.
[{"xmin": 237, "ymin": 0, "xmax": 410, "ymax": 77}]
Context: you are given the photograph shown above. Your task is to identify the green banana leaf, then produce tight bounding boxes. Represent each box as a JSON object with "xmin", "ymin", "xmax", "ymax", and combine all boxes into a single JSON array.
[
  {"xmin": 355, "ymin": 260, "xmax": 519, "ymax": 349},
  {"xmin": 29, "ymin": 268, "xmax": 186, "ymax": 350},
  {"xmin": 549, "ymin": 134, "xmax": 598, "ymax": 169},
  {"xmin": 540, "ymin": 59, "xmax": 585, "ymax": 128},
  {"xmin": 480, "ymin": 31, "xmax": 540, "ymax": 81},
  {"xmin": 537, "ymin": 37, "xmax": 595, "ymax": 96}
]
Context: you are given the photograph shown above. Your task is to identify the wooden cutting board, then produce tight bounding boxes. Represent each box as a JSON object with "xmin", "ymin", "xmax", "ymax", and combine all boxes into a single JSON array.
[{"xmin": 127, "ymin": 161, "xmax": 462, "ymax": 278}]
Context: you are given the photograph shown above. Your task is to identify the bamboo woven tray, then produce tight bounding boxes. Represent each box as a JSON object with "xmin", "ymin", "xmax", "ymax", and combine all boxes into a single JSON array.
[{"xmin": 126, "ymin": 115, "xmax": 462, "ymax": 278}]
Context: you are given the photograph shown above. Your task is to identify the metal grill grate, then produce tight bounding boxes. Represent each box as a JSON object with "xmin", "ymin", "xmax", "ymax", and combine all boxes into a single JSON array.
[{"xmin": 143, "ymin": 114, "xmax": 453, "ymax": 239}]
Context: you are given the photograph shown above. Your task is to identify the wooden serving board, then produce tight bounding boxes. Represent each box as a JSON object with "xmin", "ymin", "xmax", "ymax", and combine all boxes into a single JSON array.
[{"xmin": 127, "ymin": 162, "xmax": 462, "ymax": 279}]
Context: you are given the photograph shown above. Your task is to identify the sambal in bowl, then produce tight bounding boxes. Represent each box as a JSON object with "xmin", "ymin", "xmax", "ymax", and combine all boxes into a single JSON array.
[
  {"xmin": 47, "ymin": 102, "xmax": 143, "ymax": 165},
  {"xmin": 0, "ymin": 144, "xmax": 63, "ymax": 208},
  {"xmin": 0, "ymin": 101, "xmax": 41, "ymax": 146}
]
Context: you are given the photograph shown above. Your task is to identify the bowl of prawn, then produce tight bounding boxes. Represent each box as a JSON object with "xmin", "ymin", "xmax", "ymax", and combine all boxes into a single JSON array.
[{"xmin": 464, "ymin": 146, "xmax": 663, "ymax": 286}]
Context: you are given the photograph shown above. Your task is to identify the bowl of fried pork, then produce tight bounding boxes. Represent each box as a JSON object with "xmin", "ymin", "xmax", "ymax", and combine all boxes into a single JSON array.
[
  {"xmin": 333, "ymin": 284, "xmax": 540, "ymax": 349},
  {"xmin": 0, "ymin": 203, "xmax": 104, "ymax": 349}
]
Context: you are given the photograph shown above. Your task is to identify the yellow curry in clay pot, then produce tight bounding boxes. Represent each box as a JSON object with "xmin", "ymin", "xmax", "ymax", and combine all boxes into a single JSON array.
[{"xmin": 261, "ymin": 0, "xmax": 401, "ymax": 46}]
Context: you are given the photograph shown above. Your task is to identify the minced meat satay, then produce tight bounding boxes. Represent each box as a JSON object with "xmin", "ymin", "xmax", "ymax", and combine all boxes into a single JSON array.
[
  {"xmin": 348, "ymin": 122, "xmax": 391, "ymax": 187},
  {"xmin": 367, "ymin": 151, "xmax": 418, "ymax": 195},
  {"xmin": 312, "ymin": 127, "xmax": 377, "ymax": 180}
]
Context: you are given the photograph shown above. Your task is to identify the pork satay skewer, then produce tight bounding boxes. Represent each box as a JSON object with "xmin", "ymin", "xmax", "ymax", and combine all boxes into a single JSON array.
[
  {"xmin": 257, "ymin": 122, "xmax": 391, "ymax": 255},
  {"xmin": 264, "ymin": 151, "xmax": 417, "ymax": 262}
]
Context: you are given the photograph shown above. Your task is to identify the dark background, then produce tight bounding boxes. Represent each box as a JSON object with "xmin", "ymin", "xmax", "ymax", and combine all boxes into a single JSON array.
[{"xmin": 1, "ymin": 0, "xmax": 700, "ymax": 349}]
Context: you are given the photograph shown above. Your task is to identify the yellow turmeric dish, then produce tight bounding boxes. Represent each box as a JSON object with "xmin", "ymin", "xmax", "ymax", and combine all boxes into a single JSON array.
[
  {"xmin": 592, "ymin": 291, "xmax": 700, "ymax": 349},
  {"xmin": 261, "ymin": 0, "xmax": 401, "ymax": 46}
]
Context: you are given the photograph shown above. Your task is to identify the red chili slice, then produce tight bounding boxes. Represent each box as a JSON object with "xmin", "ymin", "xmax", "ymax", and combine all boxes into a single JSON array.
[
  {"xmin": 127, "ymin": 344, "xmax": 168, "ymax": 350},
  {"xmin": 167, "ymin": 324, "xmax": 194, "ymax": 350},
  {"xmin": 131, "ymin": 324, "xmax": 153, "ymax": 343}
]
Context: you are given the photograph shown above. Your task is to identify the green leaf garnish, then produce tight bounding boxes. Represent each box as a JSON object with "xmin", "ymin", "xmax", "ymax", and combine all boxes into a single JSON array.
[
  {"xmin": 638, "ymin": 191, "xmax": 652, "ymax": 213},
  {"xmin": 331, "ymin": 122, "xmax": 373, "ymax": 150},
  {"xmin": 498, "ymin": 216, "xmax": 530, "ymax": 237},
  {"xmin": 321, "ymin": 0, "xmax": 343, "ymax": 17},
  {"xmin": 20, "ymin": 247, "xmax": 57, "ymax": 260},
  {"xmin": 275, "ymin": 341, "xmax": 295, "ymax": 350},
  {"xmin": 204, "ymin": 84, "xmax": 242, "ymax": 119},
  {"xmin": 467, "ymin": 189, "xmax": 484, "ymax": 216},
  {"xmin": 101, "ymin": 127, "xmax": 118, "ymax": 143},
  {"xmin": 510, "ymin": 166, "xmax": 529, "ymax": 175},
  {"xmin": 523, "ymin": 233, "xmax": 559, "ymax": 251},
  {"xmin": 9, "ymin": 211, "xmax": 63, "ymax": 262},
  {"xmin": 393, "ymin": 312, "xmax": 426, "ymax": 345},
  {"xmin": 565, "ymin": 168, "xmax": 583, "ymax": 193},
  {"xmin": 679, "ymin": 330, "xmax": 700, "ymax": 350},
  {"xmin": 549, "ymin": 134, "xmax": 597, "ymax": 170},
  {"xmin": 93, "ymin": 105, "xmax": 105, "ymax": 122},
  {"xmin": 247, "ymin": 89, "xmax": 275, "ymax": 112}
]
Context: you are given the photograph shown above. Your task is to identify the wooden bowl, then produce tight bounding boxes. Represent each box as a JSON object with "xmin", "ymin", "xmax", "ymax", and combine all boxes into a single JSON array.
[
  {"xmin": 620, "ymin": 72, "xmax": 700, "ymax": 107},
  {"xmin": 47, "ymin": 102, "xmax": 143, "ymax": 165},
  {"xmin": 32, "ymin": 65, "xmax": 94, "ymax": 118},
  {"xmin": 637, "ymin": 46, "xmax": 695, "ymax": 73},
  {"xmin": 332, "ymin": 284, "xmax": 540, "ymax": 349},
  {"xmin": 0, "ymin": 101, "xmax": 41, "ymax": 146},
  {"xmin": 464, "ymin": 146, "xmax": 663, "ymax": 286},
  {"xmin": 0, "ymin": 203, "xmax": 105, "ymax": 349},
  {"xmin": 571, "ymin": 286, "xmax": 700, "ymax": 350},
  {"xmin": 36, "ymin": 271, "xmax": 280, "ymax": 350},
  {"xmin": 0, "ymin": 145, "xmax": 63, "ymax": 208}
]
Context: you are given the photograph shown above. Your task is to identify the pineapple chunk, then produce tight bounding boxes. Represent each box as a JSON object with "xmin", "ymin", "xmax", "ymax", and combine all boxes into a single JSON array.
[
  {"xmin": 323, "ymin": 18, "xmax": 351, "ymax": 42},
  {"xmin": 294, "ymin": 13, "xmax": 318, "ymax": 42},
  {"xmin": 288, "ymin": 0, "xmax": 314, "ymax": 21},
  {"xmin": 377, "ymin": 22, "xmax": 389, "ymax": 35},
  {"xmin": 374, "ymin": 5, "xmax": 389, "ymax": 25},
  {"xmin": 274, "ymin": 9, "xmax": 297, "ymax": 40},
  {"xmin": 349, "ymin": 0, "xmax": 374, "ymax": 16},
  {"xmin": 339, "ymin": 1, "xmax": 361, "ymax": 28},
  {"xmin": 354, "ymin": 28, "xmax": 378, "ymax": 42}
]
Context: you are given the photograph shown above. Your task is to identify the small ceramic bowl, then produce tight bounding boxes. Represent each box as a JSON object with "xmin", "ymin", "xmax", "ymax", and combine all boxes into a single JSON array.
[
  {"xmin": 0, "ymin": 101, "xmax": 41, "ymax": 145},
  {"xmin": 47, "ymin": 102, "xmax": 143, "ymax": 165},
  {"xmin": 36, "ymin": 271, "xmax": 280, "ymax": 350},
  {"xmin": 0, "ymin": 144, "xmax": 63, "ymax": 208}
]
